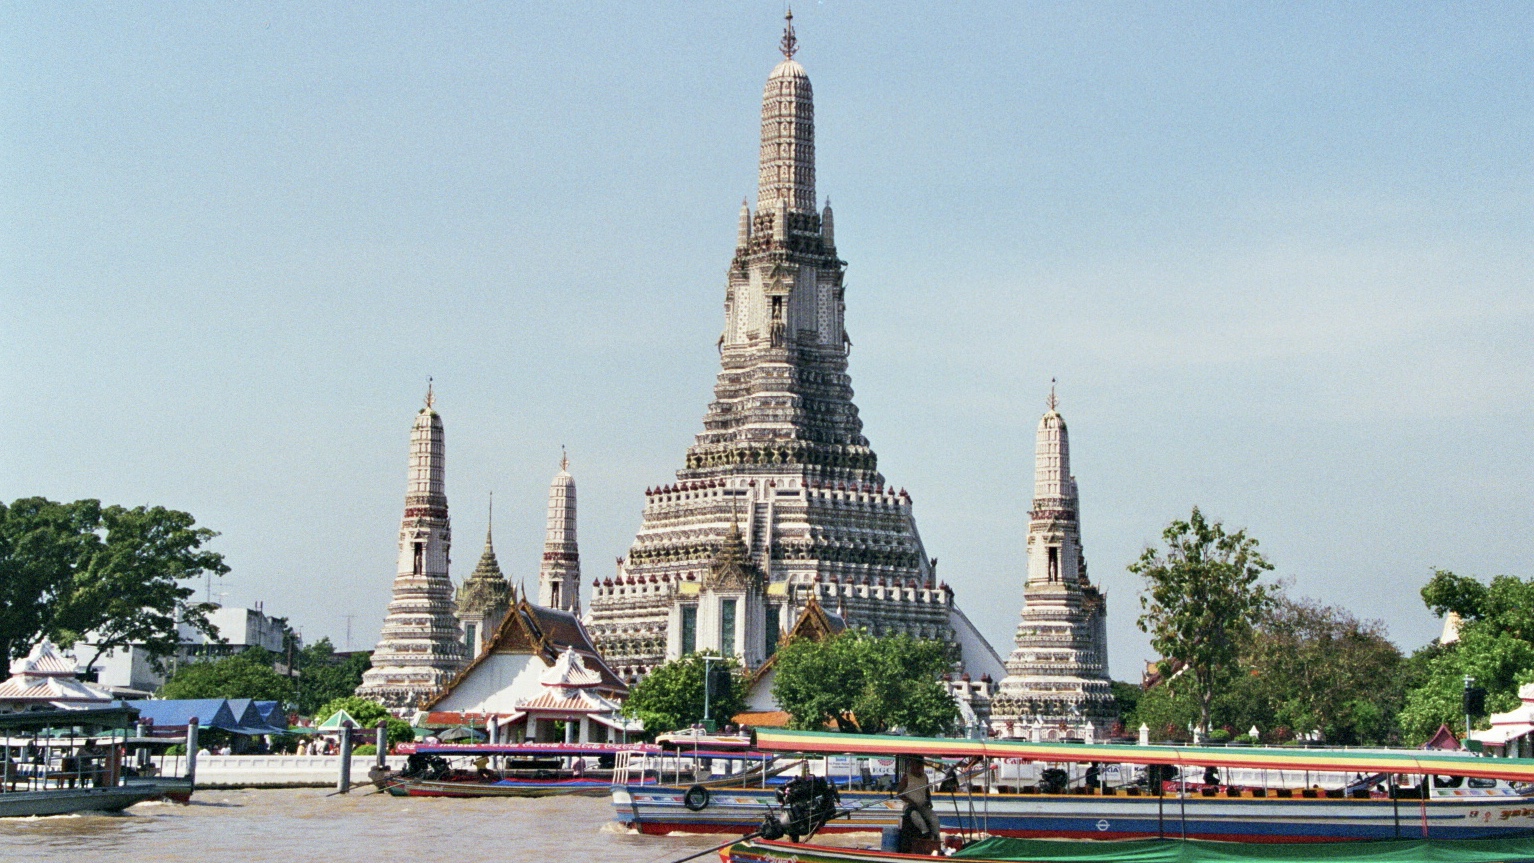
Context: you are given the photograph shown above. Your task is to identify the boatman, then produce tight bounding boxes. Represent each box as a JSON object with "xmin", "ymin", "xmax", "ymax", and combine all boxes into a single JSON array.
[{"xmin": 895, "ymin": 755, "xmax": 941, "ymax": 847}]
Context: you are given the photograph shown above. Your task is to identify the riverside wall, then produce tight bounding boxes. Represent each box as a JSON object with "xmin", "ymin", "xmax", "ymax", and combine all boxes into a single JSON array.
[{"xmin": 189, "ymin": 755, "xmax": 409, "ymax": 788}]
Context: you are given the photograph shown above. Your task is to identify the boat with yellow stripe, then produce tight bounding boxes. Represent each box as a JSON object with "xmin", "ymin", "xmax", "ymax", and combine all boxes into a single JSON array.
[{"xmin": 613, "ymin": 730, "xmax": 1534, "ymax": 843}]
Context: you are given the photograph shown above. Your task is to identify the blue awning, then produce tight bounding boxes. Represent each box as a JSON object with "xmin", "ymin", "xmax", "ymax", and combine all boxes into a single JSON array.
[{"xmin": 126, "ymin": 699, "xmax": 286, "ymax": 735}]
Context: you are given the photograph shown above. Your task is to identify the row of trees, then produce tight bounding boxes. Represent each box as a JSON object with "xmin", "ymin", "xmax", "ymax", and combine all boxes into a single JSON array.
[
  {"xmin": 1129, "ymin": 507, "xmax": 1532, "ymax": 746},
  {"xmin": 622, "ymin": 630, "xmax": 960, "ymax": 737},
  {"xmin": 158, "ymin": 637, "xmax": 373, "ymax": 717}
]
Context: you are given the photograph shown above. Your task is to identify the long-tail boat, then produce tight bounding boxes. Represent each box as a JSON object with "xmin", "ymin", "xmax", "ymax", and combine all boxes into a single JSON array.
[
  {"xmin": 376, "ymin": 742, "xmax": 659, "ymax": 797},
  {"xmin": 0, "ymin": 705, "xmax": 173, "ymax": 817},
  {"xmin": 720, "ymin": 834, "xmax": 1534, "ymax": 863},
  {"xmin": 614, "ymin": 729, "xmax": 1534, "ymax": 843}
]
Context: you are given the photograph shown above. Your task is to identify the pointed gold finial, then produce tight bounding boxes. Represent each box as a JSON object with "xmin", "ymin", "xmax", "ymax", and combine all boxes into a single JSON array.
[
  {"xmin": 425, "ymin": 376, "xmax": 435, "ymax": 410},
  {"xmin": 486, "ymin": 491, "xmax": 494, "ymax": 544},
  {"xmin": 780, "ymin": 7, "xmax": 798, "ymax": 59},
  {"xmin": 1046, "ymin": 378, "xmax": 1058, "ymax": 412},
  {"xmin": 560, "ymin": 445, "xmax": 569, "ymax": 473}
]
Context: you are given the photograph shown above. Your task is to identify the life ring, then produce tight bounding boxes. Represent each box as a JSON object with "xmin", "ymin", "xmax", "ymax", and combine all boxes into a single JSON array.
[{"xmin": 683, "ymin": 784, "xmax": 711, "ymax": 811}]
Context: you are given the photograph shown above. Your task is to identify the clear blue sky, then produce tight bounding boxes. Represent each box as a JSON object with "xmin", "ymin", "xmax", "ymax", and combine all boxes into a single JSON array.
[{"xmin": 3, "ymin": 2, "xmax": 1530, "ymax": 672}]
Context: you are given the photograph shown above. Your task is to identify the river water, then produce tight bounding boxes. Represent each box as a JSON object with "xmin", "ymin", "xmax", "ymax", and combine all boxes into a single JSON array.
[{"xmin": 0, "ymin": 790, "xmax": 733, "ymax": 863}]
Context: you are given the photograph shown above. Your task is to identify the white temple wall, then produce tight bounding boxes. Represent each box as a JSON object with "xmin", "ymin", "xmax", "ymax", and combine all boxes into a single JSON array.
[{"xmin": 431, "ymin": 652, "xmax": 544, "ymax": 716}]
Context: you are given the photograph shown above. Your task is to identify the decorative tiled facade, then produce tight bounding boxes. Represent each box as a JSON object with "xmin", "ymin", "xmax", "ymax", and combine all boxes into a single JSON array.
[
  {"xmin": 457, "ymin": 498, "xmax": 512, "ymax": 659},
  {"xmin": 990, "ymin": 390, "xmax": 1115, "ymax": 740},
  {"xmin": 537, "ymin": 453, "xmax": 581, "ymax": 615},
  {"xmin": 357, "ymin": 385, "xmax": 470, "ymax": 711},
  {"xmin": 585, "ymin": 15, "xmax": 1003, "ymax": 686}
]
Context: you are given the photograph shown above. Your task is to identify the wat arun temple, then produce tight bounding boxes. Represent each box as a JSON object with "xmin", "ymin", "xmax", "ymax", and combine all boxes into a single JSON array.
[
  {"xmin": 583, "ymin": 16, "xmax": 1004, "ymax": 686},
  {"xmin": 360, "ymin": 15, "xmax": 1116, "ymax": 737}
]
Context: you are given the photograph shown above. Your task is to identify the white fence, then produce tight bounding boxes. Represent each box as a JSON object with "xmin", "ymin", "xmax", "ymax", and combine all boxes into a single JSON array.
[{"xmin": 189, "ymin": 754, "xmax": 408, "ymax": 788}]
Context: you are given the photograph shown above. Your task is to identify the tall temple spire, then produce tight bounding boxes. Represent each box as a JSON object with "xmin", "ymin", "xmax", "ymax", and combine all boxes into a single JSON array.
[
  {"xmin": 538, "ymin": 452, "xmax": 581, "ymax": 615},
  {"xmin": 584, "ymin": 15, "xmax": 1008, "ymax": 689},
  {"xmin": 758, "ymin": 10, "xmax": 815, "ymax": 214},
  {"xmin": 358, "ymin": 392, "xmax": 470, "ymax": 711},
  {"xmin": 992, "ymin": 391, "xmax": 1113, "ymax": 740},
  {"xmin": 1034, "ymin": 381, "xmax": 1072, "ymax": 508}
]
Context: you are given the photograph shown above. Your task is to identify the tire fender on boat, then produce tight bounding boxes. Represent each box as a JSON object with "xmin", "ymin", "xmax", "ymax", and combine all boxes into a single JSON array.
[{"xmin": 683, "ymin": 784, "xmax": 711, "ymax": 811}]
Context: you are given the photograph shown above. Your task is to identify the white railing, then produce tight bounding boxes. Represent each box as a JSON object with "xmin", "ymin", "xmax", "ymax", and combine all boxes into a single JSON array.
[{"xmin": 187, "ymin": 754, "xmax": 408, "ymax": 787}]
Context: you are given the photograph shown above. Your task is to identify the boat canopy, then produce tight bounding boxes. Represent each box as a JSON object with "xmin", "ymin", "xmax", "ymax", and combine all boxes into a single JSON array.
[
  {"xmin": 948, "ymin": 835, "xmax": 1534, "ymax": 862},
  {"xmin": 401, "ymin": 742, "xmax": 664, "ymax": 757},
  {"xmin": 0, "ymin": 704, "xmax": 139, "ymax": 731},
  {"xmin": 752, "ymin": 729, "xmax": 1534, "ymax": 783}
]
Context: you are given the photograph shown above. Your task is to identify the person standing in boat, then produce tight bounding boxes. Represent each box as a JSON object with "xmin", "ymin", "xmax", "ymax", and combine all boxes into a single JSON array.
[{"xmin": 896, "ymin": 756, "xmax": 941, "ymax": 845}]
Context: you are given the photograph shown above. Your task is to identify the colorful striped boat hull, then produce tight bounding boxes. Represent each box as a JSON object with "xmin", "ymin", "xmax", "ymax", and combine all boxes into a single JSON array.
[{"xmin": 611, "ymin": 785, "xmax": 1534, "ymax": 842}]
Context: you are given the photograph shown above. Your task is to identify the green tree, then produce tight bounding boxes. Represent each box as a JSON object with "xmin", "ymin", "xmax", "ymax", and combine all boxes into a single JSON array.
[
  {"xmin": 0, "ymin": 497, "xmax": 228, "ymax": 666},
  {"xmin": 1398, "ymin": 570, "xmax": 1534, "ymax": 744},
  {"xmin": 1109, "ymin": 680, "xmax": 1143, "ymax": 731},
  {"xmin": 311, "ymin": 695, "xmax": 413, "ymax": 747},
  {"xmin": 1216, "ymin": 594, "xmax": 1404, "ymax": 745},
  {"xmin": 621, "ymin": 651, "xmax": 746, "ymax": 734},
  {"xmin": 291, "ymin": 638, "xmax": 371, "ymax": 716},
  {"xmin": 0, "ymin": 499, "xmax": 101, "ymax": 663},
  {"xmin": 160, "ymin": 650, "xmax": 292, "ymax": 702},
  {"xmin": 1132, "ymin": 683, "xmax": 1201, "ymax": 742},
  {"xmin": 771, "ymin": 630, "xmax": 959, "ymax": 736},
  {"xmin": 1132, "ymin": 507, "xmax": 1274, "ymax": 736}
]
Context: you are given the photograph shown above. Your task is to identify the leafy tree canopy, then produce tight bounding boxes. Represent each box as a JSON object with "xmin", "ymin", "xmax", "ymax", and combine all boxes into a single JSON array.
[
  {"xmin": 1421, "ymin": 569, "xmax": 1534, "ymax": 642},
  {"xmin": 0, "ymin": 497, "xmax": 228, "ymax": 666},
  {"xmin": 291, "ymin": 638, "xmax": 371, "ymax": 717},
  {"xmin": 1400, "ymin": 570, "xmax": 1534, "ymax": 744},
  {"xmin": 1216, "ymin": 593, "xmax": 1404, "ymax": 745},
  {"xmin": 1130, "ymin": 590, "xmax": 1405, "ymax": 745},
  {"xmin": 621, "ymin": 651, "xmax": 746, "ymax": 735},
  {"xmin": 771, "ymin": 630, "xmax": 958, "ymax": 736},
  {"xmin": 160, "ymin": 650, "xmax": 291, "ymax": 703},
  {"xmin": 311, "ymin": 695, "xmax": 412, "ymax": 746},
  {"xmin": 1131, "ymin": 682, "xmax": 1202, "ymax": 743},
  {"xmin": 1132, "ymin": 507, "xmax": 1274, "ymax": 735}
]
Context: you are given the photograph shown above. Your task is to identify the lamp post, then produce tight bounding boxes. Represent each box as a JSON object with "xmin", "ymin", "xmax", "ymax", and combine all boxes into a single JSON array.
[{"xmin": 701, "ymin": 655, "xmax": 723, "ymax": 729}]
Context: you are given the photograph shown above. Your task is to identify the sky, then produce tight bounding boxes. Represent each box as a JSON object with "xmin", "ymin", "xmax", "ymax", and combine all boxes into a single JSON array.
[{"xmin": 2, "ymin": 2, "xmax": 1530, "ymax": 674}]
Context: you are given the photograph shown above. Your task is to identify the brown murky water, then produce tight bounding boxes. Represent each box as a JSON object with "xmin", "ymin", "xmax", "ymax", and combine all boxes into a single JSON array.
[{"xmin": 0, "ymin": 789, "xmax": 728, "ymax": 863}]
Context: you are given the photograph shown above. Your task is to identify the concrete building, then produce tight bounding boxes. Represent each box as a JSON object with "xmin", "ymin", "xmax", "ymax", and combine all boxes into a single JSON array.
[
  {"xmin": 357, "ymin": 384, "xmax": 470, "ymax": 711},
  {"xmin": 76, "ymin": 604, "xmax": 296, "ymax": 696},
  {"xmin": 584, "ymin": 12, "xmax": 1003, "ymax": 688},
  {"xmin": 990, "ymin": 389, "xmax": 1115, "ymax": 741}
]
